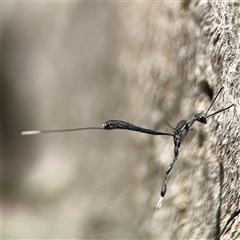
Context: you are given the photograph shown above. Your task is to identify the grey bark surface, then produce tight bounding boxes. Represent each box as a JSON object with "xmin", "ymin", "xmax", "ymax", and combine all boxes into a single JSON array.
[
  {"xmin": 3, "ymin": 1, "xmax": 239, "ymax": 239},
  {"xmin": 117, "ymin": 1, "xmax": 240, "ymax": 239}
]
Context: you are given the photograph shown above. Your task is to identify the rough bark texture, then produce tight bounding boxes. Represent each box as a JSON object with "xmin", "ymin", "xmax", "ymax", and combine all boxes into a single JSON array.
[
  {"xmin": 3, "ymin": 1, "xmax": 239, "ymax": 239},
  {"xmin": 118, "ymin": 1, "xmax": 240, "ymax": 239}
]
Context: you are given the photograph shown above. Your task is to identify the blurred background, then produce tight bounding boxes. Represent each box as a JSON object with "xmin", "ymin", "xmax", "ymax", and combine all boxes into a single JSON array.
[
  {"xmin": 4, "ymin": 1, "xmax": 239, "ymax": 239},
  {"xmin": 3, "ymin": 1, "xmax": 218, "ymax": 238},
  {"xmin": 3, "ymin": 2, "xmax": 169, "ymax": 238}
]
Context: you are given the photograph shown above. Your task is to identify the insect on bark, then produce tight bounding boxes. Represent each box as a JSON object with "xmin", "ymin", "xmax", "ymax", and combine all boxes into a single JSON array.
[{"xmin": 22, "ymin": 87, "xmax": 234, "ymax": 210}]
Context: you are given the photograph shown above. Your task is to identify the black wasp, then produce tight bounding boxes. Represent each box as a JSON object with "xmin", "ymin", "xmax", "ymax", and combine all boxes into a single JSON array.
[{"xmin": 22, "ymin": 87, "xmax": 234, "ymax": 209}]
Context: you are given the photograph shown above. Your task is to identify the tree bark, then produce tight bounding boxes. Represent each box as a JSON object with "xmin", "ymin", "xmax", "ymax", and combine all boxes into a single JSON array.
[
  {"xmin": 118, "ymin": 1, "xmax": 240, "ymax": 239},
  {"xmin": 3, "ymin": 1, "xmax": 239, "ymax": 239}
]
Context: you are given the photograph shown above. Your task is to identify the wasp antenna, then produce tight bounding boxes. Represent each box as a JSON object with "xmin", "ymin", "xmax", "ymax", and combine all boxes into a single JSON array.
[
  {"xmin": 206, "ymin": 104, "xmax": 234, "ymax": 118},
  {"xmin": 205, "ymin": 87, "xmax": 224, "ymax": 116}
]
